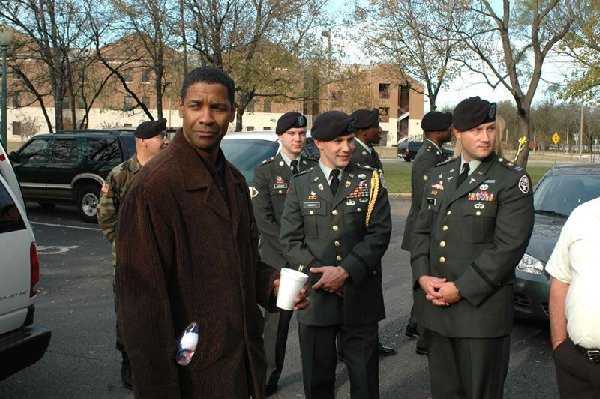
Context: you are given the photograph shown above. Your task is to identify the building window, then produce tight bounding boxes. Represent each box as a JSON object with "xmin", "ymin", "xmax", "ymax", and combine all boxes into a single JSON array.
[
  {"xmin": 123, "ymin": 70, "xmax": 133, "ymax": 83},
  {"xmin": 379, "ymin": 83, "xmax": 390, "ymax": 100},
  {"xmin": 263, "ymin": 99, "xmax": 272, "ymax": 113},
  {"xmin": 246, "ymin": 126, "xmax": 254, "ymax": 131},
  {"xmin": 123, "ymin": 95, "xmax": 134, "ymax": 111},
  {"xmin": 141, "ymin": 68, "xmax": 151, "ymax": 83},
  {"xmin": 247, "ymin": 99, "xmax": 255, "ymax": 113},
  {"xmin": 141, "ymin": 95, "xmax": 150, "ymax": 107},
  {"xmin": 263, "ymin": 126, "xmax": 272, "ymax": 130},
  {"xmin": 379, "ymin": 107, "xmax": 389, "ymax": 122},
  {"xmin": 12, "ymin": 91, "xmax": 20, "ymax": 108},
  {"xmin": 399, "ymin": 84, "xmax": 410, "ymax": 112}
]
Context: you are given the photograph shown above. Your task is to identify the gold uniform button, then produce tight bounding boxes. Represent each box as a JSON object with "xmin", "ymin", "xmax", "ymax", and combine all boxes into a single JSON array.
[
  {"xmin": 442, "ymin": 225, "xmax": 449, "ymax": 231},
  {"xmin": 439, "ymin": 256, "xmax": 446, "ymax": 263},
  {"xmin": 336, "ymin": 255, "xmax": 342, "ymax": 261},
  {"xmin": 334, "ymin": 241, "xmax": 341, "ymax": 247},
  {"xmin": 447, "ymin": 210, "xmax": 452, "ymax": 215},
  {"xmin": 332, "ymin": 225, "xmax": 338, "ymax": 231},
  {"xmin": 332, "ymin": 210, "xmax": 338, "ymax": 215},
  {"xmin": 476, "ymin": 211, "xmax": 482, "ymax": 216},
  {"xmin": 440, "ymin": 241, "xmax": 446, "ymax": 248}
]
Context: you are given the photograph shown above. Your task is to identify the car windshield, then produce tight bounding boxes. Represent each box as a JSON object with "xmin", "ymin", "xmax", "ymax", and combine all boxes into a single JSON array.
[
  {"xmin": 220, "ymin": 139, "xmax": 278, "ymax": 184},
  {"xmin": 534, "ymin": 173, "xmax": 600, "ymax": 217}
]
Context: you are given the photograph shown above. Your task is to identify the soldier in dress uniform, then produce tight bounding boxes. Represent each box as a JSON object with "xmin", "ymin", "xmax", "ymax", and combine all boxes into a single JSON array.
[
  {"xmin": 411, "ymin": 97, "xmax": 535, "ymax": 399},
  {"xmin": 350, "ymin": 108, "xmax": 383, "ymax": 171},
  {"xmin": 351, "ymin": 107, "xmax": 396, "ymax": 356},
  {"xmin": 280, "ymin": 111, "xmax": 392, "ymax": 399},
  {"xmin": 97, "ymin": 118, "xmax": 168, "ymax": 389},
  {"xmin": 401, "ymin": 111, "xmax": 453, "ymax": 355},
  {"xmin": 252, "ymin": 111, "xmax": 317, "ymax": 396}
]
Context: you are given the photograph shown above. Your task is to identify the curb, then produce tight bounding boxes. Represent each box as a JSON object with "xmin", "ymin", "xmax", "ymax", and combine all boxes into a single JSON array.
[{"xmin": 388, "ymin": 193, "xmax": 411, "ymax": 199}]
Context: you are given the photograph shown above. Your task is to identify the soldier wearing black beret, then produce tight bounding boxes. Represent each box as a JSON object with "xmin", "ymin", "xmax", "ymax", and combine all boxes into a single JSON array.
[
  {"xmin": 97, "ymin": 117, "xmax": 168, "ymax": 389},
  {"xmin": 252, "ymin": 111, "xmax": 316, "ymax": 395},
  {"xmin": 350, "ymin": 108, "xmax": 384, "ymax": 171},
  {"xmin": 135, "ymin": 118, "xmax": 167, "ymax": 139},
  {"xmin": 280, "ymin": 111, "xmax": 392, "ymax": 398},
  {"xmin": 401, "ymin": 111, "xmax": 453, "ymax": 355},
  {"xmin": 411, "ymin": 97, "xmax": 534, "ymax": 399}
]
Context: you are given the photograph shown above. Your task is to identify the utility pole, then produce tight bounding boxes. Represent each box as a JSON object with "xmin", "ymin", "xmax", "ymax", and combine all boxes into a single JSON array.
[{"xmin": 579, "ymin": 104, "xmax": 584, "ymax": 156}]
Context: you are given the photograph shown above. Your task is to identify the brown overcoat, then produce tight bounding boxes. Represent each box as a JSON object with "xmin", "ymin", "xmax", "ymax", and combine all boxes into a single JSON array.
[{"xmin": 116, "ymin": 131, "xmax": 277, "ymax": 398}]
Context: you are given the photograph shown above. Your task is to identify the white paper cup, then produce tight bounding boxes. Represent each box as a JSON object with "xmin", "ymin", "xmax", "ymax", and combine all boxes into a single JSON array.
[{"xmin": 277, "ymin": 268, "xmax": 308, "ymax": 310}]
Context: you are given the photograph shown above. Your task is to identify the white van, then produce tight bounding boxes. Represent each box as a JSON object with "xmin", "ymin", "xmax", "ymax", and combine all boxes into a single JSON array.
[{"xmin": 0, "ymin": 142, "xmax": 51, "ymax": 380}]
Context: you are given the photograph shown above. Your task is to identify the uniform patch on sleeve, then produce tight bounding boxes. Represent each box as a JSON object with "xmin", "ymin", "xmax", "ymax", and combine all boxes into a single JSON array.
[{"xmin": 518, "ymin": 175, "xmax": 530, "ymax": 194}]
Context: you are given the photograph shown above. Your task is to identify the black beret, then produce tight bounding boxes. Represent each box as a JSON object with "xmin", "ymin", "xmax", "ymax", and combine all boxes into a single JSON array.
[
  {"xmin": 311, "ymin": 111, "xmax": 354, "ymax": 141},
  {"xmin": 276, "ymin": 112, "xmax": 307, "ymax": 135},
  {"xmin": 135, "ymin": 118, "xmax": 166, "ymax": 139},
  {"xmin": 453, "ymin": 97, "xmax": 496, "ymax": 132},
  {"xmin": 351, "ymin": 108, "xmax": 379, "ymax": 130},
  {"xmin": 422, "ymin": 111, "xmax": 453, "ymax": 132}
]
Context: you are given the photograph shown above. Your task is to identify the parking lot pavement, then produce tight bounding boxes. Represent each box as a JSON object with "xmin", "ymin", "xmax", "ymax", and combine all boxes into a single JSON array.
[{"xmin": 0, "ymin": 201, "xmax": 559, "ymax": 398}]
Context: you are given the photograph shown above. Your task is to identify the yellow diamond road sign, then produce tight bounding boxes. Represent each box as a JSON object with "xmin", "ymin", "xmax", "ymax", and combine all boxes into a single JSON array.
[{"xmin": 552, "ymin": 132, "xmax": 560, "ymax": 145}]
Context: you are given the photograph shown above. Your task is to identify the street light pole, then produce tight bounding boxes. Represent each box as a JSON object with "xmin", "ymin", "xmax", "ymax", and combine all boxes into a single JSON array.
[{"xmin": 0, "ymin": 29, "xmax": 13, "ymax": 149}]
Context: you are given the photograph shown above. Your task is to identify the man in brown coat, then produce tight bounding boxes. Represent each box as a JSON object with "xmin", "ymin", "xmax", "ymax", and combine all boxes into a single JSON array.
[{"xmin": 116, "ymin": 67, "xmax": 307, "ymax": 399}]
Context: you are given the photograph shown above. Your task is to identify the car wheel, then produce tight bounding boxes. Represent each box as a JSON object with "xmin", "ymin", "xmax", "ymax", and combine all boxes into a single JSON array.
[
  {"xmin": 77, "ymin": 183, "xmax": 100, "ymax": 223},
  {"xmin": 38, "ymin": 202, "xmax": 56, "ymax": 210}
]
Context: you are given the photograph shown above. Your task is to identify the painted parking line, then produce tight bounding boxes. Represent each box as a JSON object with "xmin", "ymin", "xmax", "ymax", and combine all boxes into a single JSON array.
[{"xmin": 31, "ymin": 221, "xmax": 102, "ymax": 232}]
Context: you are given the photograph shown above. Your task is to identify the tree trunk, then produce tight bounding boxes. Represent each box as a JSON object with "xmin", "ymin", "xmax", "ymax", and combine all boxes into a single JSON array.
[
  {"xmin": 155, "ymin": 65, "xmax": 163, "ymax": 120},
  {"xmin": 53, "ymin": 76, "xmax": 64, "ymax": 132},
  {"xmin": 515, "ymin": 106, "xmax": 531, "ymax": 167},
  {"xmin": 235, "ymin": 107, "xmax": 244, "ymax": 132}
]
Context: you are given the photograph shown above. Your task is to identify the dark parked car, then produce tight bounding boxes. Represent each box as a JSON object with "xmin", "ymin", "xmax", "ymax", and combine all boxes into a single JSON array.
[
  {"xmin": 221, "ymin": 131, "xmax": 279, "ymax": 186},
  {"xmin": 397, "ymin": 140, "xmax": 453, "ymax": 162},
  {"xmin": 8, "ymin": 130, "xmax": 135, "ymax": 222},
  {"xmin": 514, "ymin": 163, "xmax": 600, "ymax": 320}
]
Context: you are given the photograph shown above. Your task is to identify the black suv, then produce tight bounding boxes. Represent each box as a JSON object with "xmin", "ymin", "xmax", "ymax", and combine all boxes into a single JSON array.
[{"xmin": 8, "ymin": 130, "xmax": 135, "ymax": 222}]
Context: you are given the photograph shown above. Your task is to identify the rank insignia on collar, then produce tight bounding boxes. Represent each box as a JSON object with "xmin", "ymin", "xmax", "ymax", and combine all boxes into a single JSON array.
[
  {"xmin": 447, "ymin": 176, "xmax": 454, "ymax": 181},
  {"xmin": 303, "ymin": 160, "xmax": 307, "ymax": 164},
  {"xmin": 345, "ymin": 180, "xmax": 351, "ymax": 188},
  {"xmin": 313, "ymin": 177, "xmax": 320, "ymax": 182},
  {"xmin": 469, "ymin": 178, "xmax": 476, "ymax": 184},
  {"xmin": 450, "ymin": 169, "xmax": 455, "ymax": 173},
  {"xmin": 279, "ymin": 161, "xmax": 284, "ymax": 167},
  {"xmin": 318, "ymin": 183, "xmax": 324, "ymax": 191}
]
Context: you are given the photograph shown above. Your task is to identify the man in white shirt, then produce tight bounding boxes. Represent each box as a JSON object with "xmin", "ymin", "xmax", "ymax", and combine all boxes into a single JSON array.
[{"xmin": 547, "ymin": 196, "xmax": 600, "ymax": 399}]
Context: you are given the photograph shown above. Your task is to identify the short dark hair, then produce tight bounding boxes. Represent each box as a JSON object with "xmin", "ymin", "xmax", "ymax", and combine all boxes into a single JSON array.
[{"xmin": 180, "ymin": 67, "xmax": 236, "ymax": 106}]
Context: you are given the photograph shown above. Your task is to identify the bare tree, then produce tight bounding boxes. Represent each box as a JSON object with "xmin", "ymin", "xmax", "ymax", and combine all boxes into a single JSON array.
[
  {"xmin": 0, "ymin": 0, "xmax": 94, "ymax": 132},
  {"xmin": 111, "ymin": 0, "xmax": 180, "ymax": 120},
  {"xmin": 558, "ymin": 1, "xmax": 600, "ymax": 101},
  {"xmin": 187, "ymin": 0, "xmax": 329, "ymax": 130},
  {"xmin": 447, "ymin": 0, "xmax": 576, "ymax": 166},
  {"xmin": 357, "ymin": 0, "xmax": 462, "ymax": 111}
]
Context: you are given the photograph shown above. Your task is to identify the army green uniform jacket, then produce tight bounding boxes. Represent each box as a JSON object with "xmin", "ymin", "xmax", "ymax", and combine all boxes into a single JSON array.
[
  {"xmin": 252, "ymin": 153, "xmax": 317, "ymax": 269},
  {"xmin": 411, "ymin": 153, "xmax": 534, "ymax": 337},
  {"xmin": 280, "ymin": 163, "xmax": 392, "ymax": 326},
  {"xmin": 351, "ymin": 138, "xmax": 383, "ymax": 171},
  {"xmin": 402, "ymin": 140, "xmax": 448, "ymax": 251},
  {"xmin": 97, "ymin": 157, "xmax": 141, "ymax": 264}
]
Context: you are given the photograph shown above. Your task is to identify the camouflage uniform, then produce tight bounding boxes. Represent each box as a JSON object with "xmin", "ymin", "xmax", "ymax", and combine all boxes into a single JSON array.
[
  {"xmin": 97, "ymin": 157, "xmax": 142, "ymax": 266},
  {"xmin": 96, "ymin": 156, "xmax": 141, "ymax": 389}
]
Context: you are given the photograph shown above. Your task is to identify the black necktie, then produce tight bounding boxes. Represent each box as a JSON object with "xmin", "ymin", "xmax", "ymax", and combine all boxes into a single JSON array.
[
  {"xmin": 457, "ymin": 162, "xmax": 470, "ymax": 187},
  {"xmin": 291, "ymin": 159, "xmax": 299, "ymax": 175},
  {"xmin": 330, "ymin": 169, "xmax": 340, "ymax": 195}
]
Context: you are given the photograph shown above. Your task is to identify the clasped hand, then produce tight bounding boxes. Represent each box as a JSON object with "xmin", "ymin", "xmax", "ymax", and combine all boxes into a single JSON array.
[
  {"xmin": 310, "ymin": 266, "xmax": 348, "ymax": 297},
  {"xmin": 418, "ymin": 276, "xmax": 461, "ymax": 306}
]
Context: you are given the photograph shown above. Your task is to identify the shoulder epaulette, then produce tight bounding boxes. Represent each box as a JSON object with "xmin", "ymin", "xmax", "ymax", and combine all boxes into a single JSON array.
[
  {"xmin": 261, "ymin": 156, "xmax": 275, "ymax": 165},
  {"xmin": 498, "ymin": 157, "xmax": 524, "ymax": 172},
  {"xmin": 435, "ymin": 157, "xmax": 456, "ymax": 167}
]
